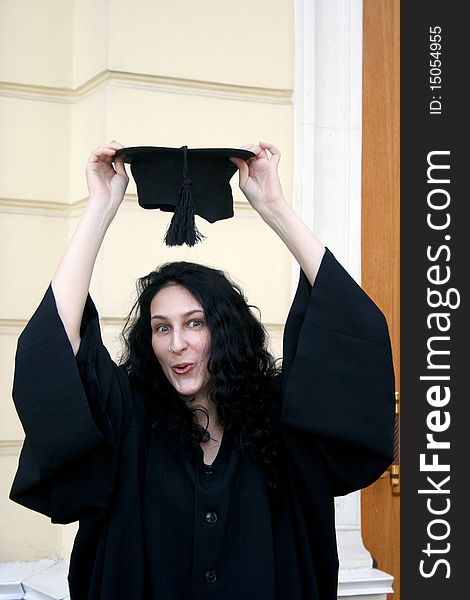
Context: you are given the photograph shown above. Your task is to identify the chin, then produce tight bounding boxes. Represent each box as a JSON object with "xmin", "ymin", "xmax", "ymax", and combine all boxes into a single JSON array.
[
  {"xmin": 171, "ymin": 379, "xmax": 205, "ymax": 399},
  {"xmin": 176, "ymin": 387, "xmax": 201, "ymax": 398}
]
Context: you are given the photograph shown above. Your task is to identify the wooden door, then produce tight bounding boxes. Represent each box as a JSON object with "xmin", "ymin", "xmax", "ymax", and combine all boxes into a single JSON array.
[{"xmin": 361, "ymin": 1, "xmax": 400, "ymax": 599}]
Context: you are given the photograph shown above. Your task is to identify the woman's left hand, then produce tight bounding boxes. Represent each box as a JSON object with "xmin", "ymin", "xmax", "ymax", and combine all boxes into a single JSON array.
[{"xmin": 231, "ymin": 142, "xmax": 287, "ymax": 219}]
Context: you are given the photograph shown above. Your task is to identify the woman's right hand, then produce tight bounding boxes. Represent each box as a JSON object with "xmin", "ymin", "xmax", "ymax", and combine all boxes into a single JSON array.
[
  {"xmin": 52, "ymin": 141, "xmax": 129, "ymax": 354},
  {"xmin": 85, "ymin": 141, "xmax": 129, "ymax": 213}
]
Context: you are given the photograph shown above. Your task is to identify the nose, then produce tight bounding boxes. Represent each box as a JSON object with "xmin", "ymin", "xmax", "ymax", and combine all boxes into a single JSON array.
[{"xmin": 169, "ymin": 328, "xmax": 188, "ymax": 354}]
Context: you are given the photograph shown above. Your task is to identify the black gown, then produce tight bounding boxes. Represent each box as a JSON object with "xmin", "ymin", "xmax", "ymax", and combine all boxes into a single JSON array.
[{"xmin": 10, "ymin": 249, "xmax": 395, "ymax": 600}]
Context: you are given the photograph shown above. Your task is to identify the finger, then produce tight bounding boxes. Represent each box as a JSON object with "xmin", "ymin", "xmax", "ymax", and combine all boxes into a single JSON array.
[
  {"xmin": 245, "ymin": 144, "xmax": 265, "ymax": 159},
  {"xmin": 108, "ymin": 140, "xmax": 125, "ymax": 150},
  {"xmin": 229, "ymin": 157, "xmax": 244, "ymax": 168},
  {"xmin": 89, "ymin": 146, "xmax": 117, "ymax": 163},
  {"xmin": 259, "ymin": 142, "xmax": 281, "ymax": 165},
  {"xmin": 259, "ymin": 142, "xmax": 281, "ymax": 157},
  {"xmin": 91, "ymin": 140, "xmax": 125, "ymax": 159},
  {"xmin": 230, "ymin": 157, "xmax": 249, "ymax": 186},
  {"xmin": 108, "ymin": 141, "xmax": 127, "ymax": 166},
  {"xmin": 239, "ymin": 143, "xmax": 262, "ymax": 158},
  {"xmin": 114, "ymin": 155, "xmax": 129, "ymax": 178}
]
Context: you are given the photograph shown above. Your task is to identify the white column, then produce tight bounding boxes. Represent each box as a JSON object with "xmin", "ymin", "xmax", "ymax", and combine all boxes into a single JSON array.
[{"xmin": 293, "ymin": 1, "xmax": 393, "ymax": 597}]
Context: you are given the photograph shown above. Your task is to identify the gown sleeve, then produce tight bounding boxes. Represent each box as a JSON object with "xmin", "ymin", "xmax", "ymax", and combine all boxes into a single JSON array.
[
  {"xmin": 9, "ymin": 286, "xmax": 130, "ymax": 524},
  {"xmin": 280, "ymin": 248, "xmax": 395, "ymax": 497}
]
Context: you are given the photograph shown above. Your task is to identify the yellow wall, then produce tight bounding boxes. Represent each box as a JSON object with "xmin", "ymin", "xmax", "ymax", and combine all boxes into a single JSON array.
[{"xmin": 0, "ymin": 0, "xmax": 294, "ymax": 561}]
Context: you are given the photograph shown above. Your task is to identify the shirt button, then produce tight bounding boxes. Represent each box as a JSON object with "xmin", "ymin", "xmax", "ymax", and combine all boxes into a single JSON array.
[
  {"xmin": 205, "ymin": 510, "xmax": 218, "ymax": 524},
  {"xmin": 203, "ymin": 465, "xmax": 215, "ymax": 475},
  {"xmin": 204, "ymin": 570, "xmax": 217, "ymax": 584}
]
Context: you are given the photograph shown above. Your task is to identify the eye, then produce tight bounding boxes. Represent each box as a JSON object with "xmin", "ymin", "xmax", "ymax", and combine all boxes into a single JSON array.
[
  {"xmin": 154, "ymin": 323, "xmax": 170, "ymax": 333},
  {"xmin": 188, "ymin": 319, "xmax": 203, "ymax": 328}
]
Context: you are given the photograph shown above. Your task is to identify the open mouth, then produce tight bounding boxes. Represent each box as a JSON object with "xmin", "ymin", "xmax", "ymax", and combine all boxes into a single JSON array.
[{"xmin": 172, "ymin": 363, "xmax": 195, "ymax": 375}]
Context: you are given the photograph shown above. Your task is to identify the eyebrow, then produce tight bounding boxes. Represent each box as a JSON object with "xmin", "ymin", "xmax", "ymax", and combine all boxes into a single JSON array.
[{"xmin": 150, "ymin": 309, "xmax": 204, "ymax": 321}]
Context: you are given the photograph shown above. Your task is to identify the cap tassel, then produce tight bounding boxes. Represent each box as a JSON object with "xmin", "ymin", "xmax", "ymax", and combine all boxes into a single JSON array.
[{"xmin": 164, "ymin": 146, "xmax": 205, "ymax": 247}]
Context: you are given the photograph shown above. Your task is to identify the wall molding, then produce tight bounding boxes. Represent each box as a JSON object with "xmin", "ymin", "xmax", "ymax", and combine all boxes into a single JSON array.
[
  {"xmin": 0, "ymin": 70, "xmax": 292, "ymax": 105},
  {"xmin": 0, "ymin": 320, "xmax": 27, "ymax": 335},
  {"xmin": 0, "ymin": 440, "xmax": 23, "ymax": 456},
  {"xmin": 0, "ymin": 196, "xmax": 254, "ymax": 218},
  {"xmin": 0, "ymin": 198, "xmax": 83, "ymax": 217}
]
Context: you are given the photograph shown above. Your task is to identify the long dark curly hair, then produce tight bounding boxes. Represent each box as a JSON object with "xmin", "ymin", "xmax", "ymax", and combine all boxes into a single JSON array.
[{"xmin": 120, "ymin": 261, "xmax": 282, "ymax": 499}]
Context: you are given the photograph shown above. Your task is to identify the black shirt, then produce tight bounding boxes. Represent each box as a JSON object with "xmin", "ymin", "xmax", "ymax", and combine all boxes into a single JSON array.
[{"xmin": 10, "ymin": 249, "xmax": 395, "ymax": 599}]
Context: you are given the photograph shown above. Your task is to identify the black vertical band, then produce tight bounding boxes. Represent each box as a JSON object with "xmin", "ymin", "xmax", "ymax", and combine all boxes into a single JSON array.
[{"xmin": 401, "ymin": 3, "xmax": 466, "ymax": 597}]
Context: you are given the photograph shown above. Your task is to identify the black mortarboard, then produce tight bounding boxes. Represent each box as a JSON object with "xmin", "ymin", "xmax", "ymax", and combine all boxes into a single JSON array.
[{"xmin": 115, "ymin": 146, "xmax": 255, "ymax": 247}]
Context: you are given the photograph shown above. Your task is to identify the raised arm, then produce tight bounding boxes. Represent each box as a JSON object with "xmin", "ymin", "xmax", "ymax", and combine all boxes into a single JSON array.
[
  {"xmin": 231, "ymin": 142, "xmax": 325, "ymax": 285},
  {"xmin": 51, "ymin": 142, "xmax": 129, "ymax": 354}
]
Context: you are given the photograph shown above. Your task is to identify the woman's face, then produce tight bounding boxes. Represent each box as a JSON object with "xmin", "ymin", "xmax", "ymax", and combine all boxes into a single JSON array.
[{"xmin": 150, "ymin": 284, "xmax": 212, "ymax": 400}]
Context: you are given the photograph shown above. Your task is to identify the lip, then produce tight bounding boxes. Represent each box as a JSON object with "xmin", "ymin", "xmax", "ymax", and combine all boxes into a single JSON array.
[{"xmin": 171, "ymin": 363, "xmax": 195, "ymax": 375}]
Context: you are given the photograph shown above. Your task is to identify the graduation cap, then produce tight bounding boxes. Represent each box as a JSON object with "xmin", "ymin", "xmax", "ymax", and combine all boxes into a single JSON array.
[{"xmin": 115, "ymin": 146, "xmax": 255, "ymax": 247}]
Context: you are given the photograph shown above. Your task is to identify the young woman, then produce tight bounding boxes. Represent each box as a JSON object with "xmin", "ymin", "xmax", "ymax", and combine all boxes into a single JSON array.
[{"xmin": 10, "ymin": 141, "xmax": 395, "ymax": 599}]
